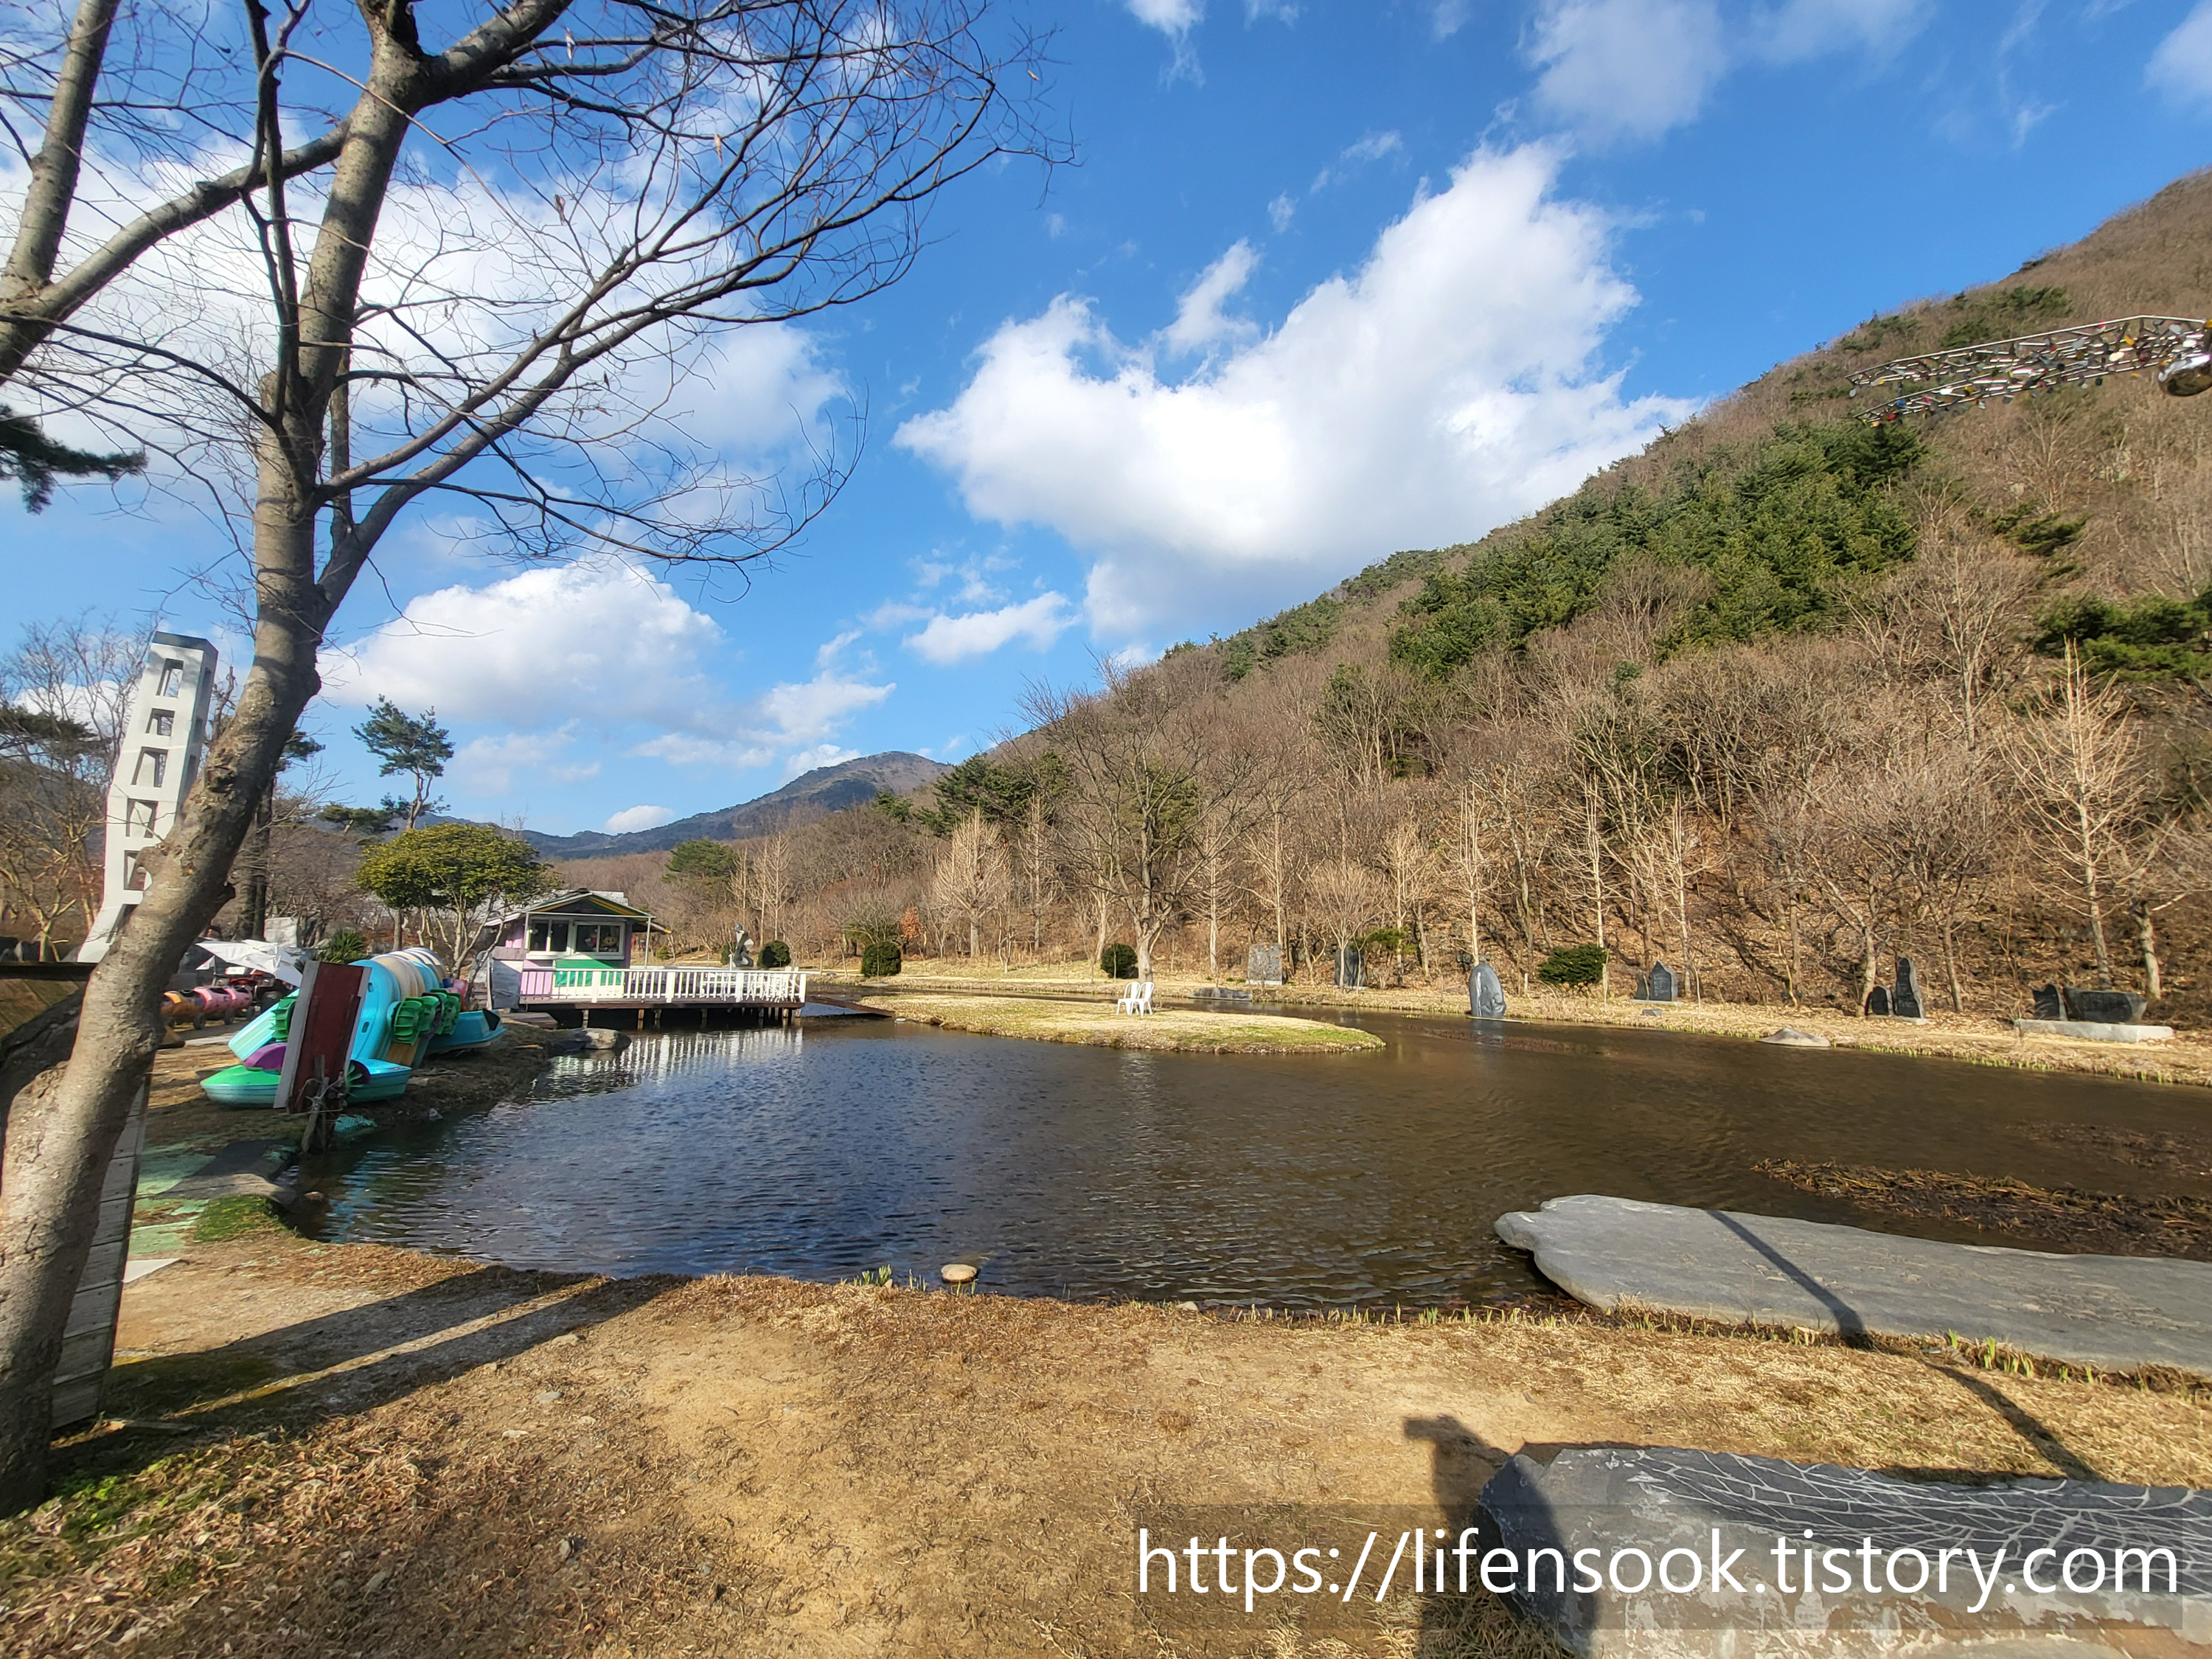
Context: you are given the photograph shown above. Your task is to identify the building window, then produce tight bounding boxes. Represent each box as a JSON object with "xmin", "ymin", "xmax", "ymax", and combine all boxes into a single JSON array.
[
  {"xmin": 145, "ymin": 709, "xmax": 173, "ymax": 737},
  {"xmin": 125, "ymin": 856, "xmax": 147, "ymax": 892},
  {"xmin": 526, "ymin": 919, "xmax": 571, "ymax": 953},
  {"xmin": 125, "ymin": 799, "xmax": 159, "ymax": 836},
  {"xmin": 132, "ymin": 748, "xmax": 167, "ymax": 787},
  {"xmin": 156, "ymin": 660, "xmax": 183, "ymax": 698},
  {"xmin": 573, "ymin": 922, "xmax": 625, "ymax": 956}
]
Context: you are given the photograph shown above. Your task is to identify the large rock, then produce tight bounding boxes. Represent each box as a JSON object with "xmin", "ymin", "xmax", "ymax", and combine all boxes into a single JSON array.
[
  {"xmin": 1494, "ymin": 1195, "xmax": 2212, "ymax": 1375},
  {"xmin": 1478, "ymin": 1444, "xmax": 2212, "ymax": 1657}
]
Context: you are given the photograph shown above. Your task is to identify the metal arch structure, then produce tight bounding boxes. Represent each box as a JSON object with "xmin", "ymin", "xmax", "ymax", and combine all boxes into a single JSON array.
[{"xmin": 1846, "ymin": 315, "xmax": 2212, "ymax": 424}]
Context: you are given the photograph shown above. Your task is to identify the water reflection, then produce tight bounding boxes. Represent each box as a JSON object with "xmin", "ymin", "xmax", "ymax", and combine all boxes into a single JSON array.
[{"xmin": 306, "ymin": 1012, "xmax": 2212, "ymax": 1307}]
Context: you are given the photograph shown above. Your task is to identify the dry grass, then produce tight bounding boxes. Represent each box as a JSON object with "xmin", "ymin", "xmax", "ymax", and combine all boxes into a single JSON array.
[
  {"xmin": 7, "ymin": 1237, "xmax": 2208, "ymax": 1657},
  {"xmin": 824, "ymin": 964, "xmax": 2212, "ymax": 1088},
  {"xmin": 1757, "ymin": 1158, "xmax": 2212, "ymax": 1259},
  {"xmin": 857, "ymin": 990, "xmax": 1386, "ymax": 1054}
]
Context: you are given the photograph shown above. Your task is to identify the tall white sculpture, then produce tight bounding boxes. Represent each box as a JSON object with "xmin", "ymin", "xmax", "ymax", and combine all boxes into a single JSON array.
[{"xmin": 76, "ymin": 631, "xmax": 218, "ymax": 963}]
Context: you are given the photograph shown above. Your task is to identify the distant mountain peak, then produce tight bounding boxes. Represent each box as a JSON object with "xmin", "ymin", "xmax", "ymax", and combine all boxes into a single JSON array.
[{"xmin": 516, "ymin": 751, "xmax": 949, "ymax": 858}]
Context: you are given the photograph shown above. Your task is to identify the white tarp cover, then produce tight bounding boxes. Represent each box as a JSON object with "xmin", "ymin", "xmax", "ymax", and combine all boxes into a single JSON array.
[{"xmin": 195, "ymin": 939, "xmax": 312, "ymax": 986}]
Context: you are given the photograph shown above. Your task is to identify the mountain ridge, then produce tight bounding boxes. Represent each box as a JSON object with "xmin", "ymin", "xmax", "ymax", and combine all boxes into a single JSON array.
[{"xmin": 505, "ymin": 751, "xmax": 948, "ymax": 859}]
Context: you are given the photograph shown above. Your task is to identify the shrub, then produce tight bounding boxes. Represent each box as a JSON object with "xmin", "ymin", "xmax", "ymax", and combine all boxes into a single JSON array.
[
  {"xmin": 1537, "ymin": 942, "xmax": 1608, "ymax": 988},
  {"xmin": 860, "ymin": 941, "xmax": 902, "ymax": 977},
  {"xmin": 319, "ymin": 928, "xmax": 369, "ymax": 964},
  {"xmin": 1101, "ymin": 942, "xmax": 1137, "ymax": 979},
  {"xmin": 759, "ymin": 939, "xmax": 792, "ymax": 968}
]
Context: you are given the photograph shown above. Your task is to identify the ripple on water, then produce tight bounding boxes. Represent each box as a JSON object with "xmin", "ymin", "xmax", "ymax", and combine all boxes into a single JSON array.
[{"xmin": 304, "ymin": 1012, "xmax": 2210, "ymax": 1307}]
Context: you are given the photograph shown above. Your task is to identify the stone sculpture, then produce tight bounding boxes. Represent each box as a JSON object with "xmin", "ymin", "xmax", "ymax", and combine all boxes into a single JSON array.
[{"xmin": 1470, "ymin": 961, "xmax": 1506, "ymax": 1019}]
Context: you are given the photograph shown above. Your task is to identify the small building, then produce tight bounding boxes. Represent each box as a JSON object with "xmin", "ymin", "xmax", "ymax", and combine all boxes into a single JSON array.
[
  {"xmin": 479, "ymin": 888, "xmax": 661, "ymax": 972},
  {"xmin": 473, "ymin": 888, "xmax": 803, "ymax": 1026}
]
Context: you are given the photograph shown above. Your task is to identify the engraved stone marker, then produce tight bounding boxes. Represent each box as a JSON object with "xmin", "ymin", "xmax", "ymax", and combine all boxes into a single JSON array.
[{"xmin": 1470, "ymin": 961, "xmax": 1506, "ymax": 1020}]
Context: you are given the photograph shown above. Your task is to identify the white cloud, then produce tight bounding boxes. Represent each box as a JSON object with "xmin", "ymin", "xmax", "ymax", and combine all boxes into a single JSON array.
[
  {"xmin": 1127, "ymin": 0, "xmax": 1202, "ymax": 34},
  {"xmin": 1528, "ymin": 0, "xmax": 1728, "ymax": 145},
  {"xmin": 1161, "ymin": 242, "xmax": 1260, "ymax": 355},
  {"xmin": 1268, "ymin": 192, "xmax": 1297, "ymax": 232},
  {"xmin": 1526, "ymin": 0, "xmax": 1923, "ymax": 145},
  {"xmin": 1340, "ymin": 131, "xmax": 1404, "ymax": 166},
  {"xmin": 2149, "ymin": 1, "xmax": 2212, "ymax": 102},
  {"xmin": 321, "ymin": 557, "xmax": 725, "ymax": 728},
  {"xmin": 1432, "ymin": 0, "xmax": 1472, "ymax": 37},
  {"xmin": 758, "ymin": 670, "xmax": 896, "ymax": 741},
  {"xmin": 452, "ymin": 728, "xmax": 602, "ymax": 796},
  {"xmin": 1310, "ymin": 131, "xmax": 1406, "ymax": 192},
  {"xmin": 604, "ymin": 804, "xmax": 677, "ymax": 834},
  {"xmin": 323, "ymin": 556, "xmax": 890, "ymax": 780},
  {"xmin": 904, "ymin": 593, "xmax": 1076, "ymax": 664},
  {"xmin": 897, "ymin": 146, "xmax": 1691, "ymax": 636},
  {"xmin": 1756, "ymin": 0, "xmax": 1921, "ymax": 62},
  {"xmin": 782, "ymin": 743, "xmax": 860, "ymax": 778}
]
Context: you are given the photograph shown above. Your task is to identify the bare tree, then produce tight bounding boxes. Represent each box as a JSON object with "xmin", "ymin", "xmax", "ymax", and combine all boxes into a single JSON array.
[
  {"xmin": 1026, "ymin": 657, "xmax": 1266, "ymax": 982},
  {"xmin": 928, "ymin": 810, "xmax": 1007, "ymax": 960},
  {"xmin": 0, "ymin": 0, "xmax": 1042, "ymax": 1509},
  {"xmin": 2008, "ymin": 645, "xmax": 2155, "ymax": 990}
]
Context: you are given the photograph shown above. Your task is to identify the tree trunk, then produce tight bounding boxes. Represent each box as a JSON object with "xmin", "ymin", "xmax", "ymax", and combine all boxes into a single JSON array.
[
  {"xmin": 1941, "ymin": 916, "xmax": 1964, "ymax": 1013},
  {"xmin": 2138, "ymin": 903, "xmax": 2163, "ymax": 1001},
  {"xmin": 0, "ymin": 465, "xmax": 326, "ymax": 1510}
]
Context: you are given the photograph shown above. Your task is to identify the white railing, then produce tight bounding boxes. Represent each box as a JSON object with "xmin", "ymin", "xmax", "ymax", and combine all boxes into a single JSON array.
[{"xmin": 516, "ymin": 966, "xmax": 807, "ymax": 1005}]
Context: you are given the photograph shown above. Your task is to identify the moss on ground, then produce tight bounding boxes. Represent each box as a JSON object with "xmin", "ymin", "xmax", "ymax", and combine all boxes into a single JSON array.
[{"xmin": 187, "ymin": 1196, "xmax": 285, "ymax": 1243}]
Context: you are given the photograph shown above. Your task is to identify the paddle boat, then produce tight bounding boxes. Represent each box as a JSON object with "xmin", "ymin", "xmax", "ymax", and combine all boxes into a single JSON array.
[{"xmin": 199, "ymin": 947, "xmax": 501, "ymax": 1107}]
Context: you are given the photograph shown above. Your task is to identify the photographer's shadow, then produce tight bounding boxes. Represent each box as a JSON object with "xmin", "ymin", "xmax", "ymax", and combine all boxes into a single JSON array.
[{"xmin": 1402, "ymin": 1414, "xmax": 1577, "ymax": 1658}]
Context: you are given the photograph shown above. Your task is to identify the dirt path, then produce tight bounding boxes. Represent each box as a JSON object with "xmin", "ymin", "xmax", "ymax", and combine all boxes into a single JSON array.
[{"xmin": 7, "ymin": 1234, "xmax": 2208, "ymax": 1658}]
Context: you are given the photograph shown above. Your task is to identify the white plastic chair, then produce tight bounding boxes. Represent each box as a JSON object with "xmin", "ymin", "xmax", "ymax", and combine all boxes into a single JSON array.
[{"xmin": 1115, "ymin": 980, "xmax": 1154, "ymax": 1015}]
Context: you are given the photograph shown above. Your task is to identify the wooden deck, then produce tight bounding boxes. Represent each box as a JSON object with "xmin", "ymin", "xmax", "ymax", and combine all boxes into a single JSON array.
[{"xmin": 516, "ymin": 966, "xmax": 807, "ymax": 1024}]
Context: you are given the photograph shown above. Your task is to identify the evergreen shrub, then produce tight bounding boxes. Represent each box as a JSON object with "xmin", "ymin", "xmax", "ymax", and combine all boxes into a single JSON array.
[
  {"xmin": 1537, "ymin": 943, "xmax": 1608, "ymax": 988},
  {"xmin": 319, "ymin": 928, "xmax": 369, "ymax": 964},
  {"xmin": 759, "ymin": 939, "xmax": 792, "ymax": 968},
  {"xmin": 1101, "ymin": 942, "xmax": 1137, "ymax": 979},
  {"xmin": 860, "ymin": 942, "xmax": 902, "ymax": 977}
]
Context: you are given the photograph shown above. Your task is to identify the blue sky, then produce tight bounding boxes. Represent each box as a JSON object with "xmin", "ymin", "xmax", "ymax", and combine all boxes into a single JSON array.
[{"xmin": 10, "ymin": 0, "xmax": 2212, "ymax": 835}]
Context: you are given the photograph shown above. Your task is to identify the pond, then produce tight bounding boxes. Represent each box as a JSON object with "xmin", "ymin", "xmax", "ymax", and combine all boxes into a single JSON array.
[{"xmin": 299, "ymin": 1009, "xmax": 2212, "ymax": 1308}]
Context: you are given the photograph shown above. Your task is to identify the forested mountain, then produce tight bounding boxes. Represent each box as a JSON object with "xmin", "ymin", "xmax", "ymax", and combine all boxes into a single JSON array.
[{"xmin": 572, "ymin": 172, "xmax": 2212, "ymax": 1019}]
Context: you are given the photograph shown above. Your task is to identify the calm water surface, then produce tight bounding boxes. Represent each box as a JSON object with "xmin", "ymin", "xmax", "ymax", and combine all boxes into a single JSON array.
[{"xmin": 302, "ymin": 1009, "xmax": 2212, "ymax": 1307}]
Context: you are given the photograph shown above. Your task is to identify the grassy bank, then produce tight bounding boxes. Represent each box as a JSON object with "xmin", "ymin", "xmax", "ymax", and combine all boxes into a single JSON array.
[
  {"xmin": 818, "ymin": 962, "xmax": 2211, "ymax": 1087},
  {"xmin": 855, "ymin": 990, "xmax": 1384, "ymax": 1054},
  {"xmin": 8, "ymin": 1233, "xmax": 2208, "ymax": 1658}
]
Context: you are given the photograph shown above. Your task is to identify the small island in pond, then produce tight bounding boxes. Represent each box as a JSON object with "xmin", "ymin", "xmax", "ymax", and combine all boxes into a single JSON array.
[{"xmin": 854, "ymin": 992, "xmax": 1383, "ymax": 1054}]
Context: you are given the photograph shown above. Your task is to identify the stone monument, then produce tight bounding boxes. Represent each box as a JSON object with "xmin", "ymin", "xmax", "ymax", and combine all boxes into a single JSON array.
[
  {"xmin": 1470, "ymin": 961, "xmax": 1506, "ymax": 1020},
  {"xmin": 1893, "ymin": 955, "xmax": 1926, "ymax": 1020},
  {"xmin": 2067, "ymin": 986, "xmax": 2149, "ymax": 1023},
  {"xmin": 1334, "ymin": 945, "xmax": 1363, "ymax": 990},
  {"xmin": 1245, "ymin": 942, "xmax": 1283, "ymax": 987},
  {"xmin": 1635, "ymin": 960, "xmax": 1678, "ymax": 1003},
  {"xmin": 2031, "ymin": 984, "xmax": 2063, "ymax": 1020},
  {"xmin": 1865, "ymin": 984, "xmax": 1890, "ymax": 1017}
]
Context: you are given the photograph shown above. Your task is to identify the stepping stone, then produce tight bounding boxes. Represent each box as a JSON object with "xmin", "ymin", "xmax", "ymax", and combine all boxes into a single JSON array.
[
  {"xmin": 1494, "ymin": 1195, "xmax": 2212, "ymax": 1375},
  {"xmin": 1759, "ymin": 1026, "xmax": 1829, "ymax": 1047},
  {"xmin": 1478, "ymin": 1444, "xmax": 2212, "ymax": 1657}
]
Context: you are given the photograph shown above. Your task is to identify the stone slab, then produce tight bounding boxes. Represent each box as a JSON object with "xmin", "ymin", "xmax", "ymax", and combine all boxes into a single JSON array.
[
  {"xmin": 1759, "ymin": 1027, "xmax": 1832, "ymax": 1048},
  {"xmin": 1478, "ymin": 1443, "xmax": 2212, "ymax": 1658},
  {"xmin": 2014, "ymin": 1020, "xmax": 2174, "ymax": 1044},
  {"xmin": 122, "ymin": 1258, "xmax": 179, "ymax": 1284},
  {"xmin": 1494, "ymin": 1195, "xmax": 2212, "ymax": 1375}
]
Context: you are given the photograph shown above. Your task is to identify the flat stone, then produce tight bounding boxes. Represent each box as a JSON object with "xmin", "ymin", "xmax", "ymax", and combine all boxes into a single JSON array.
[
  {"xmin": 1759, "ymin": 1027, "xmax": 1830, "ymax": 1047},
  {"xmin": 122, "ymin": 1259, "xmax": 179, "ymax": 1284},
  {"xmin": 1478, "ymin": 1444, "xmax": 2212, "ymax": 1658},
  {"xmin": 2015, "ymin": 1019, "xmax": 2174, "ymax": 1044},
  {"xmin": 939, "ymin": 1263, "xmax": 978, "ymax": 1284},
  {"xmin": 1494, "ymin": 1194, "xmax": 2212, "ymax": 1375}
]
